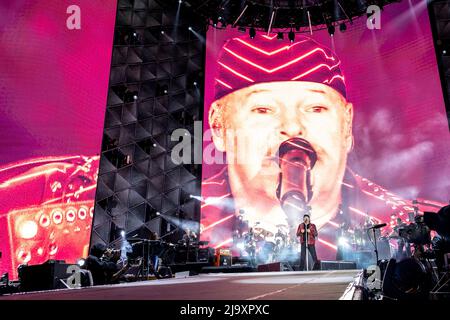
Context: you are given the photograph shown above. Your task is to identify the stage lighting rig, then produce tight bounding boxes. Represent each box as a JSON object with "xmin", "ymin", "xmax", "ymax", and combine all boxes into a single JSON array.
[{"xmin": 185, "ymin": 0, "xmax": 400, "ymax": 33}]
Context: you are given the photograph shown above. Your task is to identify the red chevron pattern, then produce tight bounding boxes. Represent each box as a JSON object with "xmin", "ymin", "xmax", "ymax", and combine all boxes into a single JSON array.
[{"xmin": 213, "ymin": 33, "xmax": 347, "ymax": 101}]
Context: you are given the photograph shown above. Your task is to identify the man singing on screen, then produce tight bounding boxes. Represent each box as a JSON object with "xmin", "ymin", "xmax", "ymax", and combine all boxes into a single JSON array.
[{"xmin": 200, "ymin": 33, "xmax": 444, "ymax": 260}]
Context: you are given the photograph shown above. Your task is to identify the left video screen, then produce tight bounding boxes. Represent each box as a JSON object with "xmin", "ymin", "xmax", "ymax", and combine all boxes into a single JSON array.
[{"xmin": 0, "ymin": 1, "xmax": 117, "ymax": 279}]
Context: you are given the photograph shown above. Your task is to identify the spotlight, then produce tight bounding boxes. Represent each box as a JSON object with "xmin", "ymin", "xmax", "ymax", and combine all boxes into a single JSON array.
[
  {"xmin": 133, "ymin": 95, "xmax": 138, "ymax": 100},
  {"xmin": 77, "ymin": 259, "xmax": 85, "ymax": 267},
  {"xmin": 277, "ymin": 32, "xmax": 283, "ymax": 40},
  {"xmin": 179, "ymin": 0, "xmax": 182, "ymax": 3},
  {"xmin": 249, "ymin": 27, "xmax": 256, "ymax": 39},
  {"xmin": 338, "ymin": 237, "xmax": 348, "ymax": 246},
  {"xmin": 328, "ymin": 25, "xmax": 335, "ymax": 36},
  {"xmin": 339, "ymin": 23, "xmax": 347, "ymax": 32},
  {"xmin": 161, "ymin": 30, "xmax": 165, "ymax": 34},
  {"xmin": 120, "ymin": 230, "xmax": 125, "ymax": 238},
  {"xmin": 193, "ymin": 81, "xmax": 197, "ymax": 86},
  {"xmin": 156, "ymin": 212, "xmax": 160, "ymax": 216},
  {"xmin": 288, "ymin": 30, "xmax": 295, "ymax": 43},
  {"xmin": 188, "ymin": 26, "xmax": 192, "ymax": 31}
]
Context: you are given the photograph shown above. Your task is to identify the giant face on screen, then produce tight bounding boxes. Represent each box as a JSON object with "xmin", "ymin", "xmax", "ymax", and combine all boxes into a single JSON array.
[
  {"xmin": 0, "ymin": 1, "xmax": 116, "ymax": 279},
  {"xmin": 200, "ymin": 0, "xmax": 450, "ymax": 261}
]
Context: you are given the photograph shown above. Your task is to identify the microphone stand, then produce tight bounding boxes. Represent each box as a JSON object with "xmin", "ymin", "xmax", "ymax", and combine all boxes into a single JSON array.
[
  {"xmin": 371, "ymin": 227, "xmax": 379, "ymax": 265},
  {"xmin": 305, "ymin": 226, "xmax": 309, "ymax": 271}
]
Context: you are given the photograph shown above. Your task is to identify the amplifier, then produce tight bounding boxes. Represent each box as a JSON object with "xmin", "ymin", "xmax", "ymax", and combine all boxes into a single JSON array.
[
  {"xmin": 198, "ymin": 247, "xmax": 215, "ymax": 264},
  {"xmin": 215, "ymin": 249, "xmax": 232, "ymax": 266},
  {"xmin": 18, "ymin": 260, "xmax": 75, "ymax": 292},
  {"xmin": 320, "ymin": 260, "xmax": 357, "ymax": 270}
]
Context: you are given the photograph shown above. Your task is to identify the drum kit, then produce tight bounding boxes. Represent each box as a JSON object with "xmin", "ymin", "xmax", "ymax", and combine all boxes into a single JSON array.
[{"xmin": 242, "ymin": 224, "xmax": 294, "ymax": 263}]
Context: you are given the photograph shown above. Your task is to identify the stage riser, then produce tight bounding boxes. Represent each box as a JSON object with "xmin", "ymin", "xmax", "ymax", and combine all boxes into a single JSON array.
[
  {"xmin": 200, "ymin": 266, "xmax": 257, "ymax": 273},
  {"xmin": 320, "ymin": 261, "xmax": 357, "ymax": 270}
]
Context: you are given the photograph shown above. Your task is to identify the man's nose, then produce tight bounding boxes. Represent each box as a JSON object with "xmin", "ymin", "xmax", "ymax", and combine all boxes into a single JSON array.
[{"xmin": 279, "ymin": 113, "xmax": 304, "ymax": 138}]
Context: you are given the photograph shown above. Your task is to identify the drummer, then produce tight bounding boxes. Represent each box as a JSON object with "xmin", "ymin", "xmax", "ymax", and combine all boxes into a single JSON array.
[
  {"xmin": 251, "ymin": 222, "xmax": 276, "ymax": 263},
  {"xmin": 390, "ymin": 217, "xmax": 411, "ymax": 260}
]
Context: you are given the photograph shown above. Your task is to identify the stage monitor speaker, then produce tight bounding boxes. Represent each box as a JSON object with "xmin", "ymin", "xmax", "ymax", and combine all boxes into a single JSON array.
[
  {"xmin": 320, "ymin": 260, "xmax": 357, "ymax": 270},
  {"xmin": 257, "ymin": 262, "xmax": 281, "ymax": 272},
  {"xmin": 200, "ymin": 265, "xmax": 256, "ymax": 273},
  {"xmin": 18, "ymin": 260, "xmax": 75, "ymax": 292},
  {"xmin": 198, "ymin": 247, "xmax": 215, "ymax": 264}
]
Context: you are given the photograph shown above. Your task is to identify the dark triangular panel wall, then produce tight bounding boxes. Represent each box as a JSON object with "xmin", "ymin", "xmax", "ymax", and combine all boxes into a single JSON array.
[
  {"xmin": 430, "ymin": 1, "xmax": 450, "ymax": 129},
  {"xmin": 92, "ymin": 0, "xmax": 205, "ymax": 249}
]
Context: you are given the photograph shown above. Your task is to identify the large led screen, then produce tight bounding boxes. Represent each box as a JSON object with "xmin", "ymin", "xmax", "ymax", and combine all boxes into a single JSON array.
[
  {"xmin": 200, "ymin": 0, "xmax": 450, "ymax": 263},
  {"xmin": 0, "ymin": 1, "xmax": 116, "ymax": 279}
]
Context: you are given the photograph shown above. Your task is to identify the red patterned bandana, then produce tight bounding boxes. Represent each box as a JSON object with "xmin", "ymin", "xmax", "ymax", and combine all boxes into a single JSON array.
[{"xmin": 214, "ymin": 33, "xmax": 346, "ymax": 101}]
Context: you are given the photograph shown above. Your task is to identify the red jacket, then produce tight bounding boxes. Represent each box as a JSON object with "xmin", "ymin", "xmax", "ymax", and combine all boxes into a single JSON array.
[{"xmin": 297, "ymin": 223, "xmax": 318, "ymax": 245}]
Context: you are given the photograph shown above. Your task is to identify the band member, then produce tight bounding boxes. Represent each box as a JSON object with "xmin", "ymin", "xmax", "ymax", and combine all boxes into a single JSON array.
[
  {"xmin": 391, "ymin": 217, "xmax": 411, "ymax": 260},
  {"xmin": 297, "ymin": 214, "xmax": 319, "ymax": 271},
  {"xmin": 182, "ymin": 228, "xmax": 198, "ymax": 262},
  {"xmin": 182, "ymin": 228, "xmax": 198, "ymax": 243},
  {"xmin": 149, "ymin": 231, "xmax": 159, "ymax": 240},
  {"xmin": 233, "ymin": 210, "xmax": 249, "ymax": 238},
  {"xmin": 244, "ymin": 228, "xmax": 257, "ymax": 267},
  {"xmin": 336, "ymin": 219, "xmax": 351, "ymax": 261},
  {"xmin": 83, "ymin": 243, "xmax": 121, "ymax": 285}
]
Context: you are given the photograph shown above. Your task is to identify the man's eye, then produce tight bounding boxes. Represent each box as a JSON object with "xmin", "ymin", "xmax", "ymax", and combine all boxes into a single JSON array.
[
  {"xmin": 309, "ymin": 106, "xmax": 328, "ymax": 113},
  {"xmin": 252, "ymin": 106, "xmax": 273, "ymax": 114}
]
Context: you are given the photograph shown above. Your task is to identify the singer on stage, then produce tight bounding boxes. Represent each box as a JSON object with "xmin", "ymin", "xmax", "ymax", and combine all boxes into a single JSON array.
[
  {"xmin": 297, "ymin": 214, "xmax": 319, "ymax": 271},
  {"xmin": 200, "ymin": 33, "xmax": 446, "ymax": 260}
]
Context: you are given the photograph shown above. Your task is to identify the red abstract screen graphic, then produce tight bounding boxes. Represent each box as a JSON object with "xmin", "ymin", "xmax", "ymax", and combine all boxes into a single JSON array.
[
  {"xmin": 0, "ymin": 156, "xmax": 98, "ymax": 279},
  {"xmin": 200, "ymin": 0, "xmax": 450, "ymax": 262},
  {"xmin": 0, "ymin": 1, "xmax": 117, "ymax": 279}
]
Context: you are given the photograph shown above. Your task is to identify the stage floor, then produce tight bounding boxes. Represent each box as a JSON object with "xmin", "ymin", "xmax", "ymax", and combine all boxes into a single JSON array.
[{"xmin": 0, "ymin": 270, "xmax": 360, "ymax": 300}]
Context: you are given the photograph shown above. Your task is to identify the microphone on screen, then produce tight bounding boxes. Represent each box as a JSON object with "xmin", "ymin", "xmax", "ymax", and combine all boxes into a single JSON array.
[{"xmin": 276, "ymin": 138, "xmax": 317, "ymax": 214}]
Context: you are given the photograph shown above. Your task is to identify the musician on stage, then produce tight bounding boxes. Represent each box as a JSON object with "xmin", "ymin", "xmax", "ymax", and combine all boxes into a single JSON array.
[
  {"xmin": 182, "ymin": 228, "xmax": 198, "ymax": 243},
  {"xmin": 234, "ymin": 210, "xmax": 249, "ymax": 238},
  {"xmin": 297, "ymin": 214, "xmax": 319, "ymax": 271},
  {"xmin": 391, "ymin": 216, "xmax": 411, "ymax": 260},
  {"xmin": 83, "ymin": 243, "xmax": 121, "ymax": 285},
  {"xmin": 182, "ymin": 228, "xmax": 198, "ymax": 262},
  {"xmin": 244, "ymin": 227, "xmax": 257, "ymax": 267},
  {"xmin": 336, "ymin": 219, "xmax": 351, "ymax": 261}
]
